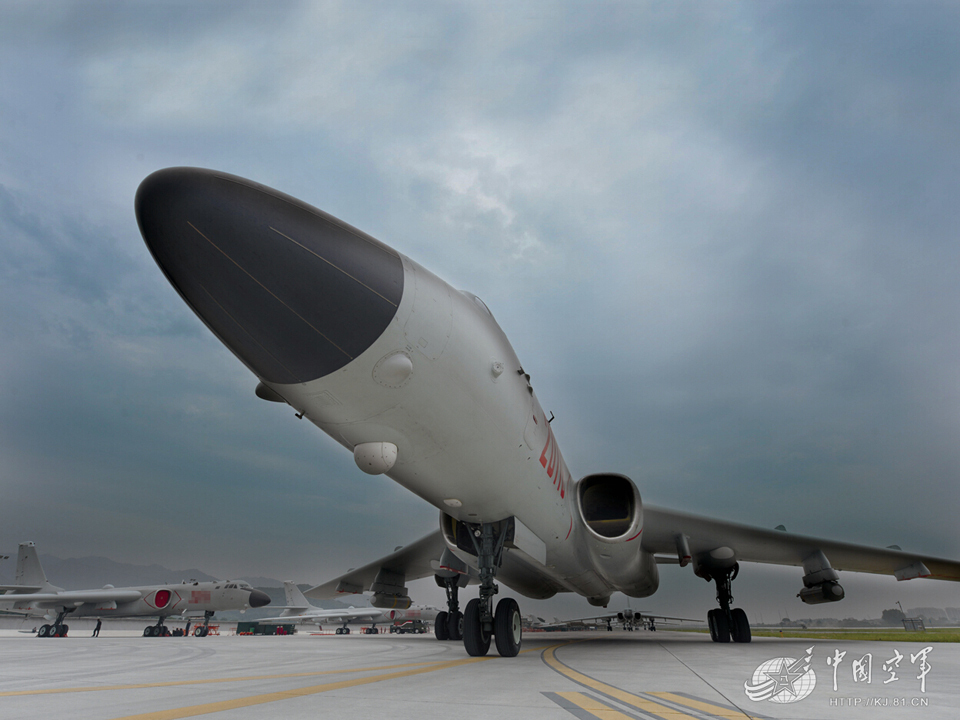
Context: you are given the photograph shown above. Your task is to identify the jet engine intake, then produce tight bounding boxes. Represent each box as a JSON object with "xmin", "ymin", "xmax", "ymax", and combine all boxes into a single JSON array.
[
  {"xmin": 573, "ymin": 474, "xmax": 657, "ymax": 597},
  {"xmin": 576, "ymin": 473, "xmax": 642, "ymax": 542}
]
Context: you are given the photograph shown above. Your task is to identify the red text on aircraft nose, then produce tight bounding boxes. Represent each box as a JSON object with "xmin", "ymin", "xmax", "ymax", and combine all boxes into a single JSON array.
[{"xmin": 539, "ymin": 416, "xmax": 566, "ymax": 498}]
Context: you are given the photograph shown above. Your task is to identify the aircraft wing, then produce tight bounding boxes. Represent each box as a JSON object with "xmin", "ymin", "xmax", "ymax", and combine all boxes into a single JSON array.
[
  {"xmin": 306, "ymin": 531, "xmax": 448, "ymax": 599},
  {"xmin": 256, "ymin": 608, "xmax": 383, "ymax": 624},
  {"xmin": 641, "ymin": 505, "xmax": 960, "ymax": 580},
  {"xmin": 0, "ymin": 589, "xmax": 144, "ymax": 606}
]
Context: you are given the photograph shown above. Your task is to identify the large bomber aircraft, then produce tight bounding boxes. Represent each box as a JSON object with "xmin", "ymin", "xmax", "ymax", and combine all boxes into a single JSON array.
[
  {"xmin": 0, "ymin": 542, "xmax": 270, "ymax": 637},
  {"xmin": 136, "ymin": 167, "xmax": 960, "ymax": 657},
  {"xmin": 256, "ymin": 581, "xmax": 439, "ymax": 634}
]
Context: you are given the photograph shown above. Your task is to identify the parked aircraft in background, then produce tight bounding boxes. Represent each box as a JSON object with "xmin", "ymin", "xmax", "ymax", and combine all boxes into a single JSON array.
[
  {"xmin": 561, "ymin": 607, "xmax": 698, "ymax": 632},
  {"xmin": 137, "ymin": 167, "xmax": 960, "ymax": 658},
  {"xmin": 255, "ymin": 581, "xmax": 439, "ymax": 634},
  {"xmin": 0, "ymin": 542, "xmax": 270, "ymax": 637}
]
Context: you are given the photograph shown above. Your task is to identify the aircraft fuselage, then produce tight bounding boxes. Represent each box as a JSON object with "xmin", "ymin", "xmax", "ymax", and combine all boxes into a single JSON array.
[{"xmin": 136, "ymin": 168, "xmax": 658, "ymax": 607}]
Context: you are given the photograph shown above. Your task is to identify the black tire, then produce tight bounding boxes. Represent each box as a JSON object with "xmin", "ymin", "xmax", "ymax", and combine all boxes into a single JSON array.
[
  {"xmin": 462, "ymin": 598, "xmax": 491, "ymax": 657},
  {"xmin": 448, "ymin": 610, "xmax": 463, "ymax": 641},
  {"xmin": 435, "ymin": 611, "xmax": 449, "ymax": 640},
  {"xmin": 731, "ymin": 608, "xmax": 751, "ymax": 643},
  {"xmin": 494, "ymin": 598, "xmax": 522, "ymax": 657},
  {"xmin": 61, "ymin": 624, "xmax": 69, "ymax": 636},
  {"xmin": 38, "ymin": 625, "xmax": 50, "ymax": 638},
  {"xmin": 707, "ymin": 609, "xmax": 730, "ymax": 643},
  {"xmin": 143, "ymin": 627, "xmax": 153, "ymax": 637}
]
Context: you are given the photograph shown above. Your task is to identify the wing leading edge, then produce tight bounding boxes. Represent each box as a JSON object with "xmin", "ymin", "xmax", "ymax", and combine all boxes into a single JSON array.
[
  {"xmin": 306, "ymin": 531, "xmax": 448, "ymax": 601},
  {"xmin": 641, "ymin": 505, "xmax": 960, "ymax": 581}
]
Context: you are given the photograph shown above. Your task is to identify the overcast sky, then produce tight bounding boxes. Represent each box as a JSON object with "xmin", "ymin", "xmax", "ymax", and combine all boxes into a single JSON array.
[{"xmin": 2, "ymin": 1, "xmax": 960, "ymax": 621}]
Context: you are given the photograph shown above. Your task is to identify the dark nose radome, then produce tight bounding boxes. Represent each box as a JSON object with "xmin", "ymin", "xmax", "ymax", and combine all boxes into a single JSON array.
[
  {"xmin": 136, "ymin": 168, "xmax": 404, "ymax": 384},
  {"xmin": 248, "ymin": 589, "xmax": 271, "ymax": 608}
]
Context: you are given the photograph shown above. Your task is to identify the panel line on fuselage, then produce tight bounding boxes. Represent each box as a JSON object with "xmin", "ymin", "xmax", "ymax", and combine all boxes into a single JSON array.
[
  {"xmin": 269, "ymin": 226, "xmax": 398, "ymax": 308},
  {"xmin": 186, "ymin": 221, "xmax": 353, "ymax": 361}
]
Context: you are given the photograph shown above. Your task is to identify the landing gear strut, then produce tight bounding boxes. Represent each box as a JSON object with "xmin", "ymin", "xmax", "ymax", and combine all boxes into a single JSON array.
[
  {"xmin": 703, "ymin": 563, "xmax": 750, "ymax": 643},
  {"xmin": 193, "ymin": 611, "xmax": 214, "ymax": 637},
  {"xmin": 38, "ymin": 610, "xmax": 71, "ymax": 638},
  {"xmin": 434, "ymin": 574, "xmax": 463, "ymax": 641},
  {"xmin": 461, "ymin": 521, "xmax": 521, "ymax": 657},
  {"xmin": 143, "ymin": 618, "xmax": 171, "ymax": 637}
]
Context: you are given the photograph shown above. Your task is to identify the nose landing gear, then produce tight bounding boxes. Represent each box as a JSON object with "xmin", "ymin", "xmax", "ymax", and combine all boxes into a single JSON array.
[{"xmin": 460, "ymin": 522, "xmax": 522, "ymax": 657}]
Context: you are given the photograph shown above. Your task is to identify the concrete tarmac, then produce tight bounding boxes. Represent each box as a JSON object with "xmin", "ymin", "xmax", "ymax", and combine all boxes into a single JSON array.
[{"xmin": 0, "ymin": 627, "xmax": 956, "ymax": 720}]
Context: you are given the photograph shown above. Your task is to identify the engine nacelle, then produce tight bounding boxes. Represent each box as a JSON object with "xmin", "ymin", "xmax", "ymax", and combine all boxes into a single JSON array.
[{"xmin": 574, "ymin": 473, "xmax": 658, "ymax": 597}]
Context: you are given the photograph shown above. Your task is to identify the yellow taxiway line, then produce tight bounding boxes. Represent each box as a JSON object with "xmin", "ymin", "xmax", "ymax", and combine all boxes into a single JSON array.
[
  {"xmin": 2, "ymin": 641, "xmax": 552, "ymax": 719},
  {"xmin": 542, "ymin": 643, "xmax": 762, "ymax": 720}
]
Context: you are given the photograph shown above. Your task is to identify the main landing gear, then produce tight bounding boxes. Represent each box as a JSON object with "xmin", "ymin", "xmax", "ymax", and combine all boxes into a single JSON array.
[
  {"xmin": 434, "ymin": 575, "xmax": 463, "ymax": 642},
  {"xmin": 461, "ymin": 522, "xmax": 521, "ymax": 658},
  {"xmin": 37, "ymin": 611, "xmax": 71, "ymax": 638},
  {"xmin": 335, "ymin": 622, "xmax": 351, "ymax": 635},
  {"xmin": 703, "ymin": 563, "xmax": 751, "ymax": 643},
  {"xmin": 143, "ymin": 618, "xmax": 171, "ymax": 637}
]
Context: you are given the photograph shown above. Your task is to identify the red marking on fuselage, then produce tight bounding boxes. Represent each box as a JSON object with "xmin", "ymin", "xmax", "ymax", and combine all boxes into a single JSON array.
[
  {"xmin": 538, "ymin": 415, "xmax": 567, "ymax": 499},
  {"xmin": 564, "ymin": 516, "xmax": 573, "ymax": 541},
  {"xmin": 626, "ymin": 529, "xmax": 642, "ymax": 542}
]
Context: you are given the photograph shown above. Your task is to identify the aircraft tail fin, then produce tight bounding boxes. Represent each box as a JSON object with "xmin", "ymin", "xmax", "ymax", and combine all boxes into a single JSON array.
[
  {"xmin": 284, "ymin": 581, "xmax": 311, "ymax": 608},
  {"xmin": 16, "ymin": 542, "xmax": 48, "ymax": 586}
]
